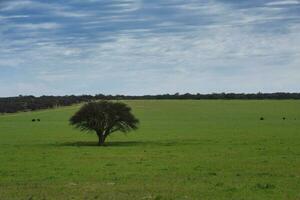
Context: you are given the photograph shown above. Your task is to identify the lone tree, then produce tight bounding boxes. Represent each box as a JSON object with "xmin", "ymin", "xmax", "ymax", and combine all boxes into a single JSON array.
[{"xmin": 70, "ymin": 101, "xmax": 139, "ymax": 146}]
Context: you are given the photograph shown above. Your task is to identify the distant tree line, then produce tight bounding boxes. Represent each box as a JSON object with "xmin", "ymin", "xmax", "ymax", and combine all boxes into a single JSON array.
[{"xmin": 0, "ymin": 92, "xmax": 299, "ymax": 113}]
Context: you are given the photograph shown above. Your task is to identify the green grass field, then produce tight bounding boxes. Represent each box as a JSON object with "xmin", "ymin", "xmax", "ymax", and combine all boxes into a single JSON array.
[{"xmin": 0, "ymin": 100, "xmax": 300, "ymax": 200}]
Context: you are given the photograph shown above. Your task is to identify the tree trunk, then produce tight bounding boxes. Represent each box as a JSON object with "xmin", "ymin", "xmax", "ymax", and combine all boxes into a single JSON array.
[
  {"xmin": 98, "ymin": 136, "xmax": 105, "ymax": 146},
  {"xmin": 96, "ymin": 131, "xmax": 107, "ymax": 146}
]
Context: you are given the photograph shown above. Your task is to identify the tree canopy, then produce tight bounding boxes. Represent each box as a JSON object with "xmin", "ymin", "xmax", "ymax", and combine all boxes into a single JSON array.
[{"xmin": 70, "ymin": 101, "xmax": 139, "ymax": 146}]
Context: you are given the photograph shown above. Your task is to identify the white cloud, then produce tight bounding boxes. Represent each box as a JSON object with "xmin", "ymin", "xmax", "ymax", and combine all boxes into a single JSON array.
[
  {"xmin": 0, "ymin": 15, "xmax": 29, "ymax": 21},
  {"xmin": 14, "ymin": 23, "xmax": 61, "ymax": 30},
  {"xmin": 0, "ymin": 0, "xmax": 33, "ymax": 11},
  {"xmin": 0, "ymin": 0, "xmax": 92, "ymax": 19},
  {"xmin": 53, "ymin": 10, "xmax": 91, "ymax": 18},
  {"xmin": 266, "ymin": 0, "xmax": 300, "ymax": 6},
  {"xmin": 175, "ymin": 1, "xmax": 227, "ymax": 14}
]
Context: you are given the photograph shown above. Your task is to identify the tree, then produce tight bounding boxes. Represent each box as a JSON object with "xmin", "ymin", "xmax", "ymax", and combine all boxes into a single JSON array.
[{"xmin": 69, "ymin": 101, "xmax": 139, "ymax": 146}]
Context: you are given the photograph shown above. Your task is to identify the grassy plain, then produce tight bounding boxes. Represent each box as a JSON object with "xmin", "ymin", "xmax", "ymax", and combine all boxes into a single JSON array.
[{"xmin": 0, "ymin": 100, "xmax": 300, "ymax": 200}]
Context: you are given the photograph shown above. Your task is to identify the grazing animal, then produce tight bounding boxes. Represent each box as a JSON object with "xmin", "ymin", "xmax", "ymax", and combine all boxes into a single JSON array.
[
  {"xmin": 260, "ymin": 117, "xmax": 264, "ymax": 120},
  {"xmin": 32, "ymin": 119, "xmax": 36, "ymax": 122}
]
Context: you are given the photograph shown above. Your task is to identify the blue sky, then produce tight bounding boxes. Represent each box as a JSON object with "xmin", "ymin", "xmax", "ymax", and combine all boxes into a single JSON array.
[{"xmin": 0, "ymin": 0, "xmax": 300, "ymax": 96}]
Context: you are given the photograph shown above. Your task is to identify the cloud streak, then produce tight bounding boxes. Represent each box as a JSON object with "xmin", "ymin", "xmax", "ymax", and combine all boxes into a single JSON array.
[{"xmin": 266, "ymin": 0, "xmax": 300, "ymax": 6}]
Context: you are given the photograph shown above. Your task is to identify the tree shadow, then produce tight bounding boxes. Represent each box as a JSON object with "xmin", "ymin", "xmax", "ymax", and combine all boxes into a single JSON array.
[
  {"xmin": 58, "ymin": 140, "xmax": 203, "ymax": 147},
  {"xmin": 60, "ymin": 141, "xmax": 148, "ymax": 147}
]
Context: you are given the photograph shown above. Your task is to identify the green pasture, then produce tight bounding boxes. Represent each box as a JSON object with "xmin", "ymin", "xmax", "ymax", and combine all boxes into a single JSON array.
[{"xmin": 0, "ymin": 100, "xmax": 300, "ymax": 199}]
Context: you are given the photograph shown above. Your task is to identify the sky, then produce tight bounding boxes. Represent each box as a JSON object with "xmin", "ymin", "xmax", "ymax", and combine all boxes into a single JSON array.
[{"xmin": 0, "ymin": 0, "xmax": 300, "ymax": 97}]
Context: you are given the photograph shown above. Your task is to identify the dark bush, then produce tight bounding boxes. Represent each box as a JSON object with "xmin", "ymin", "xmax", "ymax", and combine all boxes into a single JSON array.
[
  {"xmin": 260, "ymin": 117, "xmax": 264, "ymax": 120},
  {"xmin": 32, "ymin": 119, "xmax": 36, "ymax": 122},
  {"xmin": 282, "ymin": 117, "xmax": 286, "ymax": 120}
]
